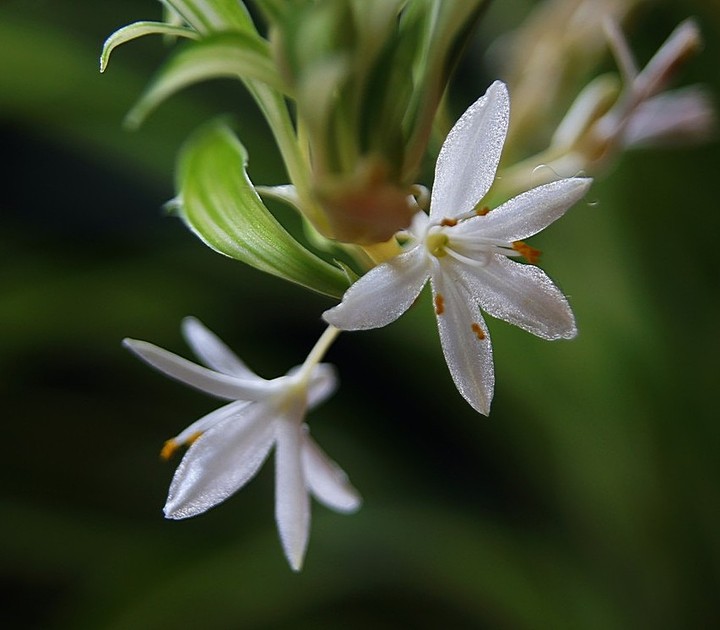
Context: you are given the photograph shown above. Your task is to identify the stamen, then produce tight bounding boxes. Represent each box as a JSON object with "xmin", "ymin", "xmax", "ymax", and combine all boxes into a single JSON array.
[
  {"xmin": 512, "ymin": 241, "xmax": 542, "ymax": 264},
  {"xmin": 160, "ymin": 432, "xmax": 203, "ymax": 461},
  {"xmin": 440, "ymin": 218, "xmax": 458, "ymax": 227},
  {"xmin": 471, "ymin": 323, "xmax": 486, "ymax": 340},
  {"xmin": 445, "ymin": 248, "xmax": 488, "ymax": 267},
  {"xmin": 160, "ymin": 439, "xmax": 179, "ymax": 461},
  {"xmin": 476, "ymin": 206, "xmax": 490, "ymax": 216},
  {"xmin": 434, "ymin": 293, "xmax": 445, "ymax": 315}
]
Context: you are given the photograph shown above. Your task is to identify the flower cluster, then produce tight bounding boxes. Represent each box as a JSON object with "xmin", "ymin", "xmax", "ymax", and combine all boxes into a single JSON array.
[{"xmin": 107, "ymin": 0, "xmax": 713, "ymax": 570}]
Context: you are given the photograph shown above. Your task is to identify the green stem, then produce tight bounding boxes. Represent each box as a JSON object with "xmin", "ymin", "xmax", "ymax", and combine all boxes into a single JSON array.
[{"xmin": 296, "ymin": 325, "xmax": 342, "ymax": 383}]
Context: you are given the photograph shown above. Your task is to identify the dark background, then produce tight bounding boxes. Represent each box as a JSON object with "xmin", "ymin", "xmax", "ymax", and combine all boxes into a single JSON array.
[{"xmin": 2, "ymin": 1, "xmax": 719, "ymax": 628}]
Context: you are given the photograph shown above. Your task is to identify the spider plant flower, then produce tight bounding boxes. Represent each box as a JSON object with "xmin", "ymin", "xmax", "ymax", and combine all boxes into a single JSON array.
[
  {"xmin": 123, "ymin": 318, "xmax": 360, "ymax": 571},
  {"xmin": 323, "ymin": 82, "xmax": 591, "ymax": 415},
  {"xmin": 495, "ymin": 0, "xmax": 642, "ymax": 154},
  {"xmin": 499, "ymin": 17, "xmax": 713, "ymax": 193}
]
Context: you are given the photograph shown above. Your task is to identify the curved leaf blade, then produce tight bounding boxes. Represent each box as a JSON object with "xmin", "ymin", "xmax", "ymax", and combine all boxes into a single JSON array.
[
  {"xmin": 177, "ymin": 122, "xmax": 348, "ymax": 298},
  {"xmin": 125, "ymin": 32, "xmax": 285, "ymax": 128},
  {"xmin": 162, "ymin": 0, "xmax": 256, "ymax": 34},
  {"xmin": 100, "ymin": 21, "xmax": 200, "ymax": 73}
]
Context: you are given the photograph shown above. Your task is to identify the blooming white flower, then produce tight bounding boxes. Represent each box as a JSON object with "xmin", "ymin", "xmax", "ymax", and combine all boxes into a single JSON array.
[
  {"xmin": 544, "ymin": 18, "xmax": 713, "ymax": 179},
  {"xmin": 323, "ymin": 81, "xmax": 591, "ymax": 415},
  {"xmin": 123, "ymin": 318, "xmax": 360, "ymax": 571},
  {"xmin": 601, "ymin": 18, "xmax": 714, "ymax": 151}
]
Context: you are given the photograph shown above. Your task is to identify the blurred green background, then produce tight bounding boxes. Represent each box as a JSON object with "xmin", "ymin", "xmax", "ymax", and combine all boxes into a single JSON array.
[{"xmin": 2, "ymin": 1, "xmax": 719, "ymax": 628}]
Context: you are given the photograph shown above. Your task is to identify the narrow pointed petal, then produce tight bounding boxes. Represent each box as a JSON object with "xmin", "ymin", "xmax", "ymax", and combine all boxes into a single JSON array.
[
  {"xmin": 301, "ymin": 429, "xmax": 361, "ymax": 514},
  {"xmin": 164, "ymin": 404, "xmax": 275, "ymax": 519},
  {"xmin": 622, "ymin": 87, "xmax": 715, "ymax": 148},
  {"xmin": 430, "ymin": 81, "xmax": 509, "ymax": 221},
  {"xmin": 463, "ymin": 178, "xmax": 592, "ymax": 242},
  {"xmin": 275, "ymin": 417, "xmax": 310, "ymax": 572},
  {"xmin": 323, "ymin": 248, "xmax": 428, "ymax": 330},
  {"xmin": 635, "ymin": 19, "xmax": 701, "ymax": 100},
  {"xmin": 123, "ymin": 339, "xmax": 272, "ymax": 400},
  {"xmin": 181, "ymin": 317, "xmax": 257, "ymax": 378},
  {"xmin": 455, "ymin": 256, "xmax": 576, "ymax": 340},
  {"xmin": 306, "ymin": 364, "xmax": 338, "ymax": 409},
  {"xmin": 431, "ymin": 266, "xmax": 494, "ymax": 415},
  {"xmin": 174, "ymin": 399, "xmax": 252, "ymax": 444}
]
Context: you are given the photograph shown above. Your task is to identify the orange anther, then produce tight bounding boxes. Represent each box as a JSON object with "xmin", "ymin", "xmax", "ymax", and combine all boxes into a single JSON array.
[
  {"xmin": 440, "ymin": 218, "xmax": 458, "ymax": 227},
  {"xmin": 160, "ymin": 439, "xmax": 179, "ymax": 461},
  {"xmin": 475, "ymin": 206, "xmax": 490, "ymax": 216},
  {"xmin": 512, "ymin": 241, "xmax": 542, "ymax": 264},
  {"xmin": 471, "ymin": 323, "xmax": 486, "ymax": 340},
  {"xmin": 434, "ymin": 293, "xmax": 445, "ymax": 315}
]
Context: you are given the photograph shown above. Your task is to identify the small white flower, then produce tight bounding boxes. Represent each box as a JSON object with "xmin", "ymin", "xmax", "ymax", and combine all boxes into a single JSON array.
[
  {"xmin": 324, "ymin": 81, "xmax": 591, "ymax": 415},
  {"xmin": 598, "ymin": 17, "xmax": 714, "ymax": 151},
  {"xmin": 123, "ymin": 317, "xmax": 360, "ymax": 571}
]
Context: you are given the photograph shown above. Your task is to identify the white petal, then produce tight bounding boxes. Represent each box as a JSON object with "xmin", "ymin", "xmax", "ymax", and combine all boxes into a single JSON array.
[
  {"xmin": 123, "ymin": 339, "xmax": 272, "ymax": 401},
  {"xmin": 181, "ymin": 317, "xmax": 257, "ymax": 379},
  {"xmin": 634, "ymin": 19, "xmax": 701, "ymax": 100},
  {"xmin": 430, "ymin": 81, "xmax": 509, "ymax": 221},
  {"xmin": 173, "ymin": 399, "xmax": 252, "ymax": 444},
  {"xmin": 164, "ymin": 403, "xmax": 275, "ymax": 519},
  {"xmin": 301, "ymin": 428, "xmax": 361, "ymax": 513},
  {"xmin": 454, "ymin": 256, "xmax": 576, "ymax": 340},
  {"xmin": 622, "ymin": 87, "xmax": 715, "ymax": 148},
  {"xmin": 463, "ymin": 178, "xmax": 592, "ymax": 242},
  {"xmin": 275, "ymin": 416, "xmax": 310, "ymax": 572},
  {"xmin": 306, "ymin": 363, "xmax": 338, "ymax": 409},
  {"xmin": 323, "ymin": 248, "xmax": 428, "ymax": 330},
  {"xmin": 431, "ymin": 265, "xmax": 494, "ymax": 415}
]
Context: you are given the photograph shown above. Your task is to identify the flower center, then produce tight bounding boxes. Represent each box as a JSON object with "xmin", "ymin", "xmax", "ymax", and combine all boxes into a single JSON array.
[{"xmin": 425, "ymin": 230, "xmax": 450, "ymax": 258}]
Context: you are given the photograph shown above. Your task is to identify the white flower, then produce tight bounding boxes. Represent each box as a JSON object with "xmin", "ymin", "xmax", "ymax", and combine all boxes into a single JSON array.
[
  {"xmin": 323, "ymin": 81, "xmax": 591, "ymax": 415},
  {"xmin": 606, "ymin": 18, "xmax": 714, "ymax": 150},
  {"xmin": 549, "ymin": 19, "xmax": 713, "ymax": 173},
  {"xmin": 123, "ymin": 317, "xmax": 360, "ymax": 571}
]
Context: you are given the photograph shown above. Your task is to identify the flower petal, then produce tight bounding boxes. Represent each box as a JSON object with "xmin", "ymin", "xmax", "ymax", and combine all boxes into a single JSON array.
[
  {"xmin": 462, "ymin": 177, "xmax": 592, "ymax": 242},
  {"xmin": 301, "ymin": 427, "xmax": 361, "ymax": 514},
  {"xmin": 634, "ymin": 18, "xmax": 701, "ymax": 100},
  {"xmin": 182, "ymin": 316, "xmax": 258, "ymax": 379},
  {"xmin": 123, "ymin": 338, "xmax": 272, "ymax": 400},
  {"xmin": 454, "ymin": 256, "xmax": 576, "ymax": 340},
  {"xmin": 173, "ymin": 399, "xmax": 252, "ymax": 444},
  {"xmin": 622, "ymin": 87, "xmax": 715, "ymax": 149},
  {"xmin": 431, "ymin": 264, "xmax": 495, "ymax": 415},
  {"xmin": 430, "ymin": 81, "xmax": 509, "ymax": 221},
  {"xmin": 323, "ymin": 248, "xmax": 428, "ymax": 330},
  {"xmin": 164, "ymin": 403, "xmax": 275, "ymax": 519},
  {"xmin": 275, "ymin": 416, "xmax": 310, "ymax": 572},
  {"xmin": 306, "ymin": 364, "xmax": 338, "ymax": 409}
]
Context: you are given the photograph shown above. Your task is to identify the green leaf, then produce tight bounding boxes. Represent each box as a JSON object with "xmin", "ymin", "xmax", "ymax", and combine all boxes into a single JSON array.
[
  {"xmin": 125, "ymin": 32, "xmax": 285, "ymax": 129},
  {"xmin": 161, "ymin": 0, "xmax": 255, "ymax": 34},
  {"xmin": 100, "ymin": 21, "xmax": 200, "ymax": 73},
  {"xmin": 177, "ymin": 122, "xmax": 348, "ymax": 298}
]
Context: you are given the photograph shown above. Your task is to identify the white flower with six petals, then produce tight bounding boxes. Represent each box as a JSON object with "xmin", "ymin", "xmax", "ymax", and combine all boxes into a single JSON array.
[
  {"xmin": 324, "ymin": 81, "xmax": 592, "ymax": 415},
  {"xmin": 123, "ymin": 317, "xmax": 360, "ymax": 571}
]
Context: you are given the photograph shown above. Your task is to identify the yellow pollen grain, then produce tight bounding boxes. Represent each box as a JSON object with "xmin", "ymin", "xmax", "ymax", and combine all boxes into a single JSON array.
[
  {"xmin": 160, "ymin": 439, "xmax": 179, "ymax": 461},
  {"xmin": 434, "ymin": 293, "xmax": 445, "ymax": 315},
  {"xmin": 440, "ymin": 217, "xmax": 457, "ymax": 227},
  {"xmin": 476, "ymin": 206, "xmax": 490, "ymax": 216},
  {"xmin": 512, "ymin": 241, "xmax": 542, "ymax": 264},
  {"xmin": 471, "ymin": 323, "xmax": 486, "ymax": 340}
]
